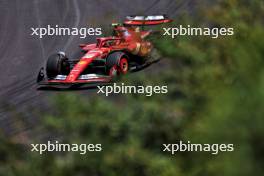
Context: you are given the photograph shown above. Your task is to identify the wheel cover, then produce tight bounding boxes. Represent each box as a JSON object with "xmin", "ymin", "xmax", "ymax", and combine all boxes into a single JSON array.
[{"xmin": 119, "ymin": 58, "xmax": 128, "ymax": 74}]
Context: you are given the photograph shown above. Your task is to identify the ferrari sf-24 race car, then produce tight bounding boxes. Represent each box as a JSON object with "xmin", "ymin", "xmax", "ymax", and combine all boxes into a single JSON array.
[{"xmin": 37, "ymin": 15, "xmax": 172, "ymax": 88}]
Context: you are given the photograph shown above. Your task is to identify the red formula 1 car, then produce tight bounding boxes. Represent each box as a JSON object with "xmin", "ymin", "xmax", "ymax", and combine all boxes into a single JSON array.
[{"xmin": 37, "ymin": 15, "xmax": 172, "ymax": 88}]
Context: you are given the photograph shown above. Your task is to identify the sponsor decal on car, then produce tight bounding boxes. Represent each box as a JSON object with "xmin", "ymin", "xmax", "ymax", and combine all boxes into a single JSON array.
[
  {"xmin": 78, "ymin": 74, "xmax": 105, "ymax": 80},
  {"xmin": 54, "ymin": 75, "xmax": 67, "ymax": 80},
  {"xmin": 78, "ymin": 61, "xmax": 87, "ymax": 65}
]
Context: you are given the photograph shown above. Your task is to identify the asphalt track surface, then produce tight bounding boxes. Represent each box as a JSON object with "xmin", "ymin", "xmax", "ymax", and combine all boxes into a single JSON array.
[{"xmin": 0, "ymin": 0, "xmax": 196, "ymax": 136}]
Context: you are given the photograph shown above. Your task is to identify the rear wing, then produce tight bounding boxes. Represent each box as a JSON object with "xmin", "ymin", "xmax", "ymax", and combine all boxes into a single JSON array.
[{"xmin": 124, "ymin": 15, "xmax": 172, "ymax": 26}]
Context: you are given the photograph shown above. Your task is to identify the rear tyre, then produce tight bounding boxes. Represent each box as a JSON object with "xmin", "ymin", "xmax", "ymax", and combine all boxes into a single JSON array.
[
  {"xmin": 106, "ymin": 52, "xmax": 129, "ymax": 76},
  {"xmin": 46, "ymin": 52, "xmax": 70, "ymax": 79}
]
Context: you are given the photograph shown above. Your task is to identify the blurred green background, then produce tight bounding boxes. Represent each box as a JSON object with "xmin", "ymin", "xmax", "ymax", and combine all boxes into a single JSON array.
[{"xmin": 1, "ymin": 0, "xmax": 264, "ymax": 175}]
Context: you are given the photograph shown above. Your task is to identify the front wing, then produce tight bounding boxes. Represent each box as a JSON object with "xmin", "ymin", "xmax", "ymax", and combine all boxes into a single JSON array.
[{"xmin": 37, "ymin": 68, "xmax": 112, "ymax": 89}]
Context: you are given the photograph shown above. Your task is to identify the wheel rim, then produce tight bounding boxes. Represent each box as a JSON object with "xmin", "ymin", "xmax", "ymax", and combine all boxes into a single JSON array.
[{"xmin": 119, "ymin": 58, "xmax": 128, "ymax": 74}]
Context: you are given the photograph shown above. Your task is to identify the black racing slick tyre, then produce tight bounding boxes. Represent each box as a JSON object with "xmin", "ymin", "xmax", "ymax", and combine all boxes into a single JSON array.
[
  {"xmin": 106, "ymin": 52, "xmax": 129, "ymax": 76},
  {"xmin": 46, "ymin": 52, "xmax": 70, "ymax": 79}
]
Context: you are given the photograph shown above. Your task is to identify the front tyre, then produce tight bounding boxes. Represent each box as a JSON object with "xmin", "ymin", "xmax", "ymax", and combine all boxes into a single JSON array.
[{"xmin": 46, "ymin": 52, "xmax": 69, "ymax": 79}]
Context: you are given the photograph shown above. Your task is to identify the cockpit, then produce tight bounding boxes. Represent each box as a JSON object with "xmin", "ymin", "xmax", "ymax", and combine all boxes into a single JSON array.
[{"xmin": 96, "ymin": 38, "xmax": 121, "ymax": 48}]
